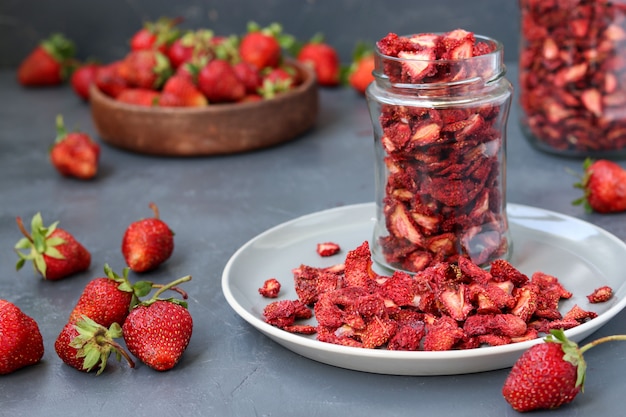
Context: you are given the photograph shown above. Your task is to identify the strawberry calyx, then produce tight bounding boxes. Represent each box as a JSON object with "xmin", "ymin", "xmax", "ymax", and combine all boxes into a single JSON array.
[
  {"xmin": 102, "ymin": 264, "xmax": 153, "ymax": 308},
  {"xmin": 145, "ymin": 16, "xmax": 183, "ymax": 47},
  {"xmin": 41, "ymin": 33, "xmax": 78, "ymax": 79},
  {"xmin": 54, "ymin": 114, "xmax": 71, "ymax": 144},
  {"xmin": 14, "ymin": 213, "xmax": 66, "ymax": 277},
  {"xmin": 70, "ymin": 315, "xmax": 135, "ymax": 375},
  {"xmin": 545, "ymin": 329, "xmax": 587, "ymax": 390},
  {"xmin": 245, "ymin": 21, "xmax": 295, "ymax": 51},
  {"xmin": 546, "ymin": 329, "xmax": 626, "ymax": 392}
]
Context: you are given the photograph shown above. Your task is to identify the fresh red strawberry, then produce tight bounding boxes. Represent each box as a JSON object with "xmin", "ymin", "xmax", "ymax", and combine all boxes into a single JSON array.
[
  {"xmin": 0, "ymin": 300, "xmax": 44, "ymax": 374},
  {"xmin": 166, "ymin": 29, "xmax": 214, "ymax": 69},
  {"xmin": 50, "ymin": 115, "xmax": 100, "ymax": 180},
  {"xmin": 116, "ymin": 88, "xmax": 161, "ymax": 106},
  {"xmin": 348, "ymin": 44, "xmax": 375, "ymax": 95},
  {"xmin": 55, "ymin": 317, "xmax": 134, "ymax": 375},
  {"xmin": 118, "ymin": 50, "xmax": 172, "ymax": 90},
  {"xmin": 130, "ymin": 17, "xmax": 182, "ymax": 53},
  {"xmin": 94, "ymin": 61, "xmax": 128, "ymax": 98},
  {"xmin": 121, "ymin": 202, "xmax": 175, "ymax": 273},
  {"xmin": 166, "ymin": 35, "xmax": 196, "ymax": 69},
  {"xmin": 17, "ymin": 33, "xmax": 77, "ymax": 86},
  {"xmin": 70, "ymin": 62, "xmax": 101, "ymax": 101},
  {"xmin": 239, "ymin": 22, "xmax": 293, "ymax": 70},
  {"xmin": 296, "ymin": 34, "xmax": 341, "ymax": 87},
  {"xmin": 159, "ymin": 74, "xmax": 207, "ymax": 107},
  {"xmin": 198, "ymin": 59, "xmax": 246, "ymax": 103},
  {"xmin": 122, "ymin": 275, "xmax": 193, "ymax": 371},
  {"xmin": 233, "ymin": 61, "xmax": 263, "ymax": 95},
  {"xmin": 67, "ymin": 265, "xmax": 153, "ymax": 327},
  {"xmin": 573, "ymin": 158, "xmax": 626, "ymax": 213},
  {"xmin": 503, "ymin": 330, "xmax": 626, "ymax": 412},
  {"xmin": 15, "ymin": 212, "xmax": 91, "ymax": 280},
  {"xmin": 258, "ymin": 66, "xmax": 296, "ymax": 99}
]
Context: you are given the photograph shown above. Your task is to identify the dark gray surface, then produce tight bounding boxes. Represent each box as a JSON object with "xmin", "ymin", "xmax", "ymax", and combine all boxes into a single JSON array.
[
  {"xmin": 1, "ymin": 63, "xmax": 626, "ymax": 417},
  {"xmin": 0, "ymin": 0, "xmax": 520, "ymax": 68}
]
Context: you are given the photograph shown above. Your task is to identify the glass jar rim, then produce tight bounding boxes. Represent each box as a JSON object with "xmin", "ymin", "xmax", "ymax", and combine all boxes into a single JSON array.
[{"xmin": 374, "ymin": 33, "xmax": 504, "ymax": 63}]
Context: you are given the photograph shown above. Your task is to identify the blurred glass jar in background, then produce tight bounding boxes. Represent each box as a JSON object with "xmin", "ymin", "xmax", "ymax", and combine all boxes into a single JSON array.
[
  {"xmin": 519, "ymin": 0, "xmax": 626, "ymax": 157},
  {"xmin": 366, "ymin": 31, "xmax": 513, "ymax": 273}
]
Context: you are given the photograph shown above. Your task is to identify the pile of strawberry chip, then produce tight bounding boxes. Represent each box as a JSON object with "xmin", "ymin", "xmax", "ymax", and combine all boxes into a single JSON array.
[
  {"xmin": 262, "ymin": 241, "xmax": 612, "ymax": 351},
  {"xmin": 370, "ymin": 30, "xmax": 512, "ymax": 272}
]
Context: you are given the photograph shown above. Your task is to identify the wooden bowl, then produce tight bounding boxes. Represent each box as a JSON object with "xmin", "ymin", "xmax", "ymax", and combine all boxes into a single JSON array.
[{"xmin": 89, "ymin": 60, "xmax": 319, "ymax": 156}]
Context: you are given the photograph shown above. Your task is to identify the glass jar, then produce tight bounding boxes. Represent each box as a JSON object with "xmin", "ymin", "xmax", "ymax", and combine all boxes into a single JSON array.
[
  {"xmin": 519, "ymin": 0, "xmax": 626, "ymax": 157},
  {"xmin": 366, "ymin": 32, "xmax": 513, "ymax": 273}
]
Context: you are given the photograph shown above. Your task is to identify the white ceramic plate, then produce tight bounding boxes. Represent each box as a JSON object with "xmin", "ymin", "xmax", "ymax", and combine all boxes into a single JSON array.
[{"xmin": 221, "ymin": 203, "xmax": 626, "ymax": 375}]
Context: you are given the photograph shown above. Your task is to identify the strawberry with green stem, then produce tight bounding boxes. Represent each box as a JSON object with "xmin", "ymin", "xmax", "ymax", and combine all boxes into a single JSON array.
[
  {"xmin": 296, "ymin": 33, "xmax": 341, "ymax": 87},
  {"xmin": 117, "ymin": 49, "xmax": 172, "ymax": 90},
  {"xmin": 67, "ymin": 264, "xmax": 153, "ymax": 328},
  {"xmin": 502, "ymin": 329, "xmax": 626, "ymax": 412},
  {"xmin": 130, "ymin": 16, "xmax": 182, "ymax": 53},
  {"xmin": 17, "ymin": 33, "xmax": 77, "ymax": 86},
  {"xmin": 15, "ymin": 212, "xmax": 91, "ymax": 280},
  {"xmin": 0, "ymin": 300, "xmax": 44, "ymax": 374},
  {"xmin": 347, "ymin": 42, "xmax": 375, "ymax": 95},
  {"xmin": 123, "ymin": 275, "xmax": 193, "ymax": 371},
  {"xmin": 50, "ymin": 115, "xmax": 101, "ymax": 180},
  {"xmin": 239, "ymin": 22, "xmax": 294, "ymax": 71},
  {"xmin": 572, "ymin": 158, "xmax": 626, "ymax": 213},
  {"xmin": 55, "ymin": 316, "xmax": 134, "ymax": 375},
  {"xmin": 121, "ymin": 202, "xmax": 174, "ymax": 273}
]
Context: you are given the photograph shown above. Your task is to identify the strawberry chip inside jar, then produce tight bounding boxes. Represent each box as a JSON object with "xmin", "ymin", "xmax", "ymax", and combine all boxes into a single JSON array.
[
  {"xmin": 519, "ymin": 0, "xmax": 626, "ymax": 156},
  {"xmin": 366, "ymin": 30, "xmax": 514, "ymax": 273}
]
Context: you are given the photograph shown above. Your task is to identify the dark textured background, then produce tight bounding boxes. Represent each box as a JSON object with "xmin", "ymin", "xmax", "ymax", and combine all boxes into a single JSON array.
[{"xmin": 0, "ymin": 0, "xmax": 521, "ymax": 68}]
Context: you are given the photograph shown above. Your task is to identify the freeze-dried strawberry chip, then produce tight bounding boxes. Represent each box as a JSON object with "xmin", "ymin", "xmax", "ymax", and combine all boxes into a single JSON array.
[{"xmin": 260, "ymin": 241, "xmax": 601, "ymax": 352}]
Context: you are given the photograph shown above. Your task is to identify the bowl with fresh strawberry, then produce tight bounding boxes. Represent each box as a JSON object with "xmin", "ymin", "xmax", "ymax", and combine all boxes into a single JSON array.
[{"xmin": 89, "ymin": 21, "xmax": 319, "ymax": 156}]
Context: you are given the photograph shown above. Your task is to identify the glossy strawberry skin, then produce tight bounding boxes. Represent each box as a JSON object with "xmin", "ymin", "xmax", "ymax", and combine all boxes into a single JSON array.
[
  {"xmin": 42, "ymin": 228, "xmax": 92, "ymax": 280},
  {"xmin": 54, "ymin": 322, "xmax": 87, "ymax": 372},
  {"xmin": 121, "ymin": 204, "xmax": 174, "ymax": 273},
  {"xmin": 68, "ymin": 278, "xmax": 134, "ymax": 328},
  {"xmin": 160, "ymin": 75, "xmax": 207, "ymax": 107},
  {"xmin": 17, "ymin": 33, "xmax": 76, "ymax": 86},
  {"xmin": 116, "ymin": 88, "xmax": 161, "ymax": 107},
  {"xmin": 239, "ymin": 32, "xmax": 281, "ymax": 70},
  {"xmin": 349, "ymin": 53, "xmax": 375, "ymax": 95},
  {"xmin": 50, "ymin": 131, "xmax": 101, "ymax": 180},
  {"xmin": 0, "ymin": 300, "xmax": 44, "ymax": 375},
  {"xmin": 583, "ymin": 160, "xmax": 626, "ymax": 213},
  {"xmin": 502, "ymin": 342, "xmax": 580, "ymax": 412},
  {"xmin": 95, "ymin": 61, "xmax": 128, "ymax": 98},
  {"xmin": 71, "ymin": 63, "xmax": 101, "ymax": 101},
  {"xmin": 118, "ymin": 50, "xmax": 172, "ymax": 90},
  {"xmin": 122, "ymin": 300, "xmax": 193, "ymax": 371},
  {"xmin": 198, "ymin": 59, "xmax": 246, "ymax": 103},
  {"xmin": 297, "ymin": 42, "xmax": 340, "ymax": 87}
]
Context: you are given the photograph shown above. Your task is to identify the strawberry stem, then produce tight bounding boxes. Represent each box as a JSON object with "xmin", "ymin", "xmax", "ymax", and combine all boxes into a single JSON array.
[
  {"xmin": 579, "ymin": 334, "xmax": 626, "ymax": 354},
  {"xmin": 15, "ymin": 216, "xmax": 32, "ymax": 242},
  {"xmin": 151, "ymin": 283, "xmax": 188, "ymax": 299},
  {"xmin": 148, "ymin": 202, "xmax": 160, "ymax": 219},
  {"xmin": 151, "ymin": 275, "xmax": 191, "ymax": 300}
]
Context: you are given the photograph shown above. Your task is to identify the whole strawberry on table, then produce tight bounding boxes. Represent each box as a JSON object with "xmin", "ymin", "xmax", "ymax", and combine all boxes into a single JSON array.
[
  {"xmin": 573, "ymin": 158, "xmax": 626, "ymax": 213},
  {"xmin": 17, "ymin": 33, "xmax": 77, "ymax": 86},
  {"xmin": 14, "ymin": 212, "xmax": 91, "ymax": 280},
  {"xmin": 122, "ymin": 275, "xmax": 193, "ymax": 371},
  {"xmin": 0, "ymin": 300, "xmax": 44, "ymax": 375},
  {"xmin": 50, "ymin": 115, "xmax": 101, "ymax": 180},
  {"xmin": 502, "ymin": 329, "xmax": 626, "ymax": 412}
]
